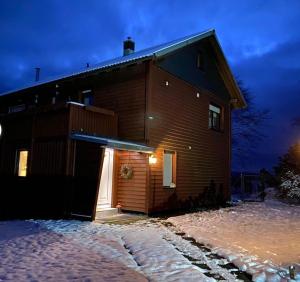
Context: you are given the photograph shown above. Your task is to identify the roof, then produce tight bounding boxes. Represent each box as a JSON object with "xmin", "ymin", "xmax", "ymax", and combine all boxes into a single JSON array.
[
  {"xmin": 0, "ymin": 29, "xmax": 246, "ymax": 108},
  {"xmin": 71, "ymin": 133, "xmax": 154, "ymax": 153}
]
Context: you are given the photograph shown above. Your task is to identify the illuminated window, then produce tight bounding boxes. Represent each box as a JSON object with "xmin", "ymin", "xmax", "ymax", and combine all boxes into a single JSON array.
[
  {"xmin": 209, "ymin": 104, "xmax": 221, "ymax": 131},
  {"xmin": 16, "ymin": 150, "xmax": 28, "ymax": 177},
  {"xmin": 163, "ymin": 150, "xmax": 176, "ymax": 188}
]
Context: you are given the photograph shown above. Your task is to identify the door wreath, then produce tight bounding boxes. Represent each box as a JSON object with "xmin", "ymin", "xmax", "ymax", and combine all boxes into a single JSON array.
[{"xmin": 120, "ymin": 164, "xmax": 133, "ymax": 179}]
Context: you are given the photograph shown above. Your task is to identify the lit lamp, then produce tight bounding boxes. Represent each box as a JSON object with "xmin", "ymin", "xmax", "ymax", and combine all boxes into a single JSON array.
[{"xmin": 149, "ymin": 154, "xmax": 157, "ymax": 165}]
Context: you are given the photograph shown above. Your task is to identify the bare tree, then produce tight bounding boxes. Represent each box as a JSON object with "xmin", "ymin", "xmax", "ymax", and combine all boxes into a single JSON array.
[{"xmin": 232, "ymin": 81, "xmax": 269, "ymax": 166}]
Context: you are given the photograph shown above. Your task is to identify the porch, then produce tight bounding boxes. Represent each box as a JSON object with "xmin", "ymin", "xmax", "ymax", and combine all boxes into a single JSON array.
[{"xmin": 70, "ymin": 133, "xmax": 154, "ymax": 220}]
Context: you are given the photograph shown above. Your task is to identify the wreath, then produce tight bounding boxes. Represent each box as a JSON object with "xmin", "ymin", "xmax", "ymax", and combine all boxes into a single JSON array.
[{"xmin": 120, "ymin": 164, "xmax": 133, "ymax": 179}]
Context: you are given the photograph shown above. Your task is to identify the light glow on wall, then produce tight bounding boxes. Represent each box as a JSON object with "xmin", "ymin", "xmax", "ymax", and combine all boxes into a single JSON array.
[{"xmin": 149, "ymin": 154, "xmax": 157, "ymax": 165}]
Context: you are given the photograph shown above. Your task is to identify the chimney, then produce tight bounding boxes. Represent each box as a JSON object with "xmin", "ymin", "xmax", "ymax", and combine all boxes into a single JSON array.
[
  {"xmin": 123, "ymin": 37, "xmax": 135, "ymax": 56},
  {"xmin": 35, "ymin": 67, "xmax": 40, "ymax": 82}
]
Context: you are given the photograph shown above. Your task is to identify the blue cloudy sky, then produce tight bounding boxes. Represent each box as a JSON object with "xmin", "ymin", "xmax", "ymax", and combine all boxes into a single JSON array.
[{"xmin": 0, "ymin": 0, "xmax": 300, "ymax": 172}]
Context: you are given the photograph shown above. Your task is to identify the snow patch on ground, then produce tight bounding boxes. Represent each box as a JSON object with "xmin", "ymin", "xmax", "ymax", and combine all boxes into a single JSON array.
[
  {"xmin": 0, "ymin": 220, "xmax": 146, "ymax": 282},
  {"xmin": 0, "ymin": 219, "xmax": 218, "ymax": 281},
  {"xmin": 168, "ymin": 199, "xmax": 300, "ymax": 282}
]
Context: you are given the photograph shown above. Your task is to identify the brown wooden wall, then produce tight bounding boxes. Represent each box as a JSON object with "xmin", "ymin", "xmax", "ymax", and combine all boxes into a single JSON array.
[
  {"xmin": 93, "ymin": 64, "xmax": 146, "ymax": 142},
  {"xmin": 147, "ymin": 64, "xmax": 231, "ymax": 212},
  {"xmin": 69, "ymin": 104, "xmax": 117, "ymax": 137},
  {"xmin": 115, "ymin": 150, "xmax": 148, "ymax": 213}
]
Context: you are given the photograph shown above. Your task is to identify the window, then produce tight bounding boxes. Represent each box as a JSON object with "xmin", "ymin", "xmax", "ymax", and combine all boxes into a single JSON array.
[
  {"xmin": 81, "ymin": 89, "xmax": 93, "ymax": 106},
  {"xmin": 163, "ymin": 150, "xmax": 176, "ymax": 188},
  {"xmin": 16, "ymin": 150, "xmax": 28, "ymax": 177},
  {"xmin": 197, "ymin": 51, "xmax": 205, "ymax": 71},
  {"xmin": 209, "ymin": 104, "xmax": 221, "ymax": 131},
  {"xmin": 8, "ymin": 104, "xmax": 26, "ymax": 114}
]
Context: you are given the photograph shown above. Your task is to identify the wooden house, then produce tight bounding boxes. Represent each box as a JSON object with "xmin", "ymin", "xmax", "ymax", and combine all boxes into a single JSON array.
[{"xmin": 0, "ymin": 29, "xmax": 246, "ymax": 220}]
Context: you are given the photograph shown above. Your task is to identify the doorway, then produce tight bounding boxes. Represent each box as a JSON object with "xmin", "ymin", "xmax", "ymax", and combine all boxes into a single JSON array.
[{"xmin": 96, "ymin": 148, "xmax": 114, "ymax": 210}]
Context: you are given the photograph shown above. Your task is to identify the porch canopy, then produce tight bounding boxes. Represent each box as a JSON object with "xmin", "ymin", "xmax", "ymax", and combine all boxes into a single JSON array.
[{"xmin": 71, "ymin": 133, "xmax": 154, "ymax": 153}]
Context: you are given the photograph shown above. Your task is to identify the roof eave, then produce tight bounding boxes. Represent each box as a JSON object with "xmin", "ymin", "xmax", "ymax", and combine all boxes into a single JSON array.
[
  {"xmin": 154, "ymin": 29, "xmax": 216, "ymax": 58},
  {"xmin": 208, "ymin": 34, "xmax": 247, "ymax": 109}
]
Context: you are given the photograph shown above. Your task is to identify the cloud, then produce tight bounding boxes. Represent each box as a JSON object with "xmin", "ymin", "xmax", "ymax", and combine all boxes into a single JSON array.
[{"xmin": 0, "ymin": 0, "xmax": 300, "ymax": 171}]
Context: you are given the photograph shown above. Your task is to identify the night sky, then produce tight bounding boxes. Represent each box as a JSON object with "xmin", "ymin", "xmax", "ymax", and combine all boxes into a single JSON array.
[{"xmin": 0, "ymin": 1, "xmax": 299, "ymax": 172}]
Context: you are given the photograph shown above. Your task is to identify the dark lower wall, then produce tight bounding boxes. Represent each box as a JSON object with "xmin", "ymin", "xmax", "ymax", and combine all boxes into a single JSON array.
[{"xmin": 0, "ymin": 176, "xmax": 71, "ymax": 220}]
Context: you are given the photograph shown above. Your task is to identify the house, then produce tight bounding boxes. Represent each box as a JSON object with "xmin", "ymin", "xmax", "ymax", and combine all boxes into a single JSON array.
[{"xmin": 0, "ymin": 29, "xmax": 246, "ymax": 220}]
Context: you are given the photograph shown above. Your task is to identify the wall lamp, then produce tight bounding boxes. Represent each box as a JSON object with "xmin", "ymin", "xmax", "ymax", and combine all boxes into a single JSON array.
[{"xmin": 149, "ymin": 154, "xmax": 157, "ymax": 165}]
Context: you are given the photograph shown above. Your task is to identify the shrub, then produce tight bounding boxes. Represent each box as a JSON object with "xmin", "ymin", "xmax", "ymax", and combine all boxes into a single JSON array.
[{"xmin": 280, "ymin": 171, "xmax": 300, "ymax": 202}]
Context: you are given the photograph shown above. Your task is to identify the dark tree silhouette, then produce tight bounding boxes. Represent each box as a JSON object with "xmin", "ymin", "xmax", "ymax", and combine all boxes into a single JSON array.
[
  {"xmin": 232, "ymin": 81, "xmax": 269, "ymax": 165},
  {"xmin": 274, "ymin": 142, "xmax": 300, "ymax": 177}
]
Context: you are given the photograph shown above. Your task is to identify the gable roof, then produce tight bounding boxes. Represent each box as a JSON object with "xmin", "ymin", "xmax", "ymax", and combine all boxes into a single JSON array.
[{"xmin": 0, "ymin": 29, "xmax": 246, "ymax": 108}]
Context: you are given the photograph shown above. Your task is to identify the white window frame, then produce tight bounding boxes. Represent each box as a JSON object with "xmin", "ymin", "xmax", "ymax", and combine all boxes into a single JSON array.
[{"xmin": 163, "ymin": 150, "xmax": 176, "ymax": 188}]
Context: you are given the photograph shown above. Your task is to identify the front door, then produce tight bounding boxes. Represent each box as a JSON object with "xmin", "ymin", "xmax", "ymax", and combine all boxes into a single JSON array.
[{"xmin": 97, "ymin": 148, "xmax": 114, "ymax": 210}]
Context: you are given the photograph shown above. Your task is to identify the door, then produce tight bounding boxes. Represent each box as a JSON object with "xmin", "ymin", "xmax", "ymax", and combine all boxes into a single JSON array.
[
  {"xmin": 97, "ymin": 148, "xmax": 114, "ymax": 210},
  {"xmin": 71, "ymin": 141, "xmax": 103, "ymax": 219}
]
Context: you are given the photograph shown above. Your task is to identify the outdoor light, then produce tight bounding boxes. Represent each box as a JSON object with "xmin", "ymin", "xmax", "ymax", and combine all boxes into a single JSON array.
[
  {"xmin": 196, "ymin": 92, "xmax": 200, "ymax": 98},
  {"xmin": 0, "ymin": 124, "xmax": 2, "ymax": 137},
  {"xmin": 289, "ymin": 265, "xmax": 295, "ymax": 279},
  {"xmin": 165, "ymin": 80, "xmax": 169, "ymax": 86},
  {"xmin": 149, "ymin": 154, "xmax": 157, "ymax": 165}
]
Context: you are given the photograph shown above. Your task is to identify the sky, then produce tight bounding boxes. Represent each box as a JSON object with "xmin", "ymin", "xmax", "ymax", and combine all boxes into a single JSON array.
[{"xmin": 0, "ymin": 0, "xmax": 299, "ymax": 172}]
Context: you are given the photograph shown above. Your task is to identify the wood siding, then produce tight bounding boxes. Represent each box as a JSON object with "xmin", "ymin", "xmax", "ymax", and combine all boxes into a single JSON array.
[
  {"xmin": 93, "ymin": 64, "xmax": 146, "ymax": 142},
  {"xmin": 69, "ymin": 104, "xmax": 117, "ymax": 137},
  {"xmin": 147, "ymin": 64, "xmax": 231, "ymax": 212},
  {"xmin": 115, "ymin": 150, "xmax": 148, "ymax": 212},
  {"xmin": 31, "ymin": 139, "xmax": 66, "ymax": 175}
]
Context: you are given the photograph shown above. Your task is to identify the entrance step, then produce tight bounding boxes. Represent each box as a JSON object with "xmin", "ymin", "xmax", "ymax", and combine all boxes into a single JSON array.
[{"xmin": 95, "ymin": 208, "xmax": 118, "ymax": 219}]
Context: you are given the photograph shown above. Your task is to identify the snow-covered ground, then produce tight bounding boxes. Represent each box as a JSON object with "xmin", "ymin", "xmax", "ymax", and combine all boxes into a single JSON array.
[
  {"xmin": 0, "ymin": 191, "xmax": 299, "ymax": 281},
  {"xmin": 0, "ymin": 218, "xmax": 238, "ymax": 281},
  {"xmin": 169, "ymin": 193, "xmax": 300, "ymax": 282}
]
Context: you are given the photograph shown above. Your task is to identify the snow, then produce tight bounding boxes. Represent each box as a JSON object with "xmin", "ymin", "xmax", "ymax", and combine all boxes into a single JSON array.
[
  {"xmin": 0, "ymin": 220, "xmax": 147, "ymax": 282},
  {"xmin": 1, "ymin": 191, "xmax": 299, "ymax": 281},
  {"xmin": 0, "ymin": 219, "xmax": 218, "ymax": 281},
  {"xmin": 280, "ymin": 171, "xmax": 300, "ymax": 201},
  {"xmin": 168, "ymin": 195, "xmax": 300, "ymax": 282}
]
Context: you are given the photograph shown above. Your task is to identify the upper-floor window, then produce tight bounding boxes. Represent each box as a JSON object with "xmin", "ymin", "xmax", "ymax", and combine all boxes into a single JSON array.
[
  {"xmin": 209, "ymin": 104, "xmax": 221, "ymax": 131},
  {"xmin": 197, "ymin": 51, "xmax": 205, "ymax": 71},
  {"xmin": 81, "ymin": 89, "xmax": 93, "ymax": 106},
  {"xmin": 8, "ymin": 104, "xmax": 26, "ymax": 114}
]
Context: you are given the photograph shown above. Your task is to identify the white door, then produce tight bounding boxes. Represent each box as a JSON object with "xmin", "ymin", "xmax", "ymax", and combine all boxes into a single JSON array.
[{"xmin": 97, "ymin": 148, "xmax": 114, "ymax": 210}]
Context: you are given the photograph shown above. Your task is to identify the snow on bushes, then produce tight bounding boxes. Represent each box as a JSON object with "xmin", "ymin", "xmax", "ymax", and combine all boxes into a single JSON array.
[{"xmin": 280, "ymin": 171, "xmax": 300, "ymax": 201}]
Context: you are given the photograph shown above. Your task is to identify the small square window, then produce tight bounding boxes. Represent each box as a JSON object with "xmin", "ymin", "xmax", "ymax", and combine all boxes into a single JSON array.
[{"xmin": 209, "ymin": 104, "xmax": 221, "ymax": 131}]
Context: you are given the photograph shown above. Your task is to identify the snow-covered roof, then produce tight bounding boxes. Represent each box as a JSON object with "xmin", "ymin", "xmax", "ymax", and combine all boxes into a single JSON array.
[
  {"xmin": 0, "ymin": 29, "xmax": 215, "ymax": 97},
  {"xmin": 71, "ymin": 133, "xmax": 154, "ymax": 153},
  {"xmin": 0, "ymin": 29, "xmax": 246, "ymax": 108}
]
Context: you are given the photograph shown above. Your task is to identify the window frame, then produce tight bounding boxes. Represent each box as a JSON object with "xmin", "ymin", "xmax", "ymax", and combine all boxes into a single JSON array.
[
  {"xmin": 209, "ymin": 103, "xmax": 222, "ymax": 131},
  {"xmin": 80, "ymin": 89, "xmax": 93, "ymax": 106},
  {"xmin": 15, "ymin": 149, "xmax": 29, "ymax": 177},
  {"xmin": 163, "ymin": 150, "xmax": 177, "ymax": 188}
]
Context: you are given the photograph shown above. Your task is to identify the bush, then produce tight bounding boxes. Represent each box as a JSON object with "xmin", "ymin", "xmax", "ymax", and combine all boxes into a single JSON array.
[{"xmin": 280, "ymin": 171, "xmax": 300, "ymax": 202}]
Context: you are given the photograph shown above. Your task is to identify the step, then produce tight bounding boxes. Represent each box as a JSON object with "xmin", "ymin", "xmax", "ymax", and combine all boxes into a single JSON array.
[{"xmin": 95, "ymin": 208, "xmax": 118, "ymax": 219}]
